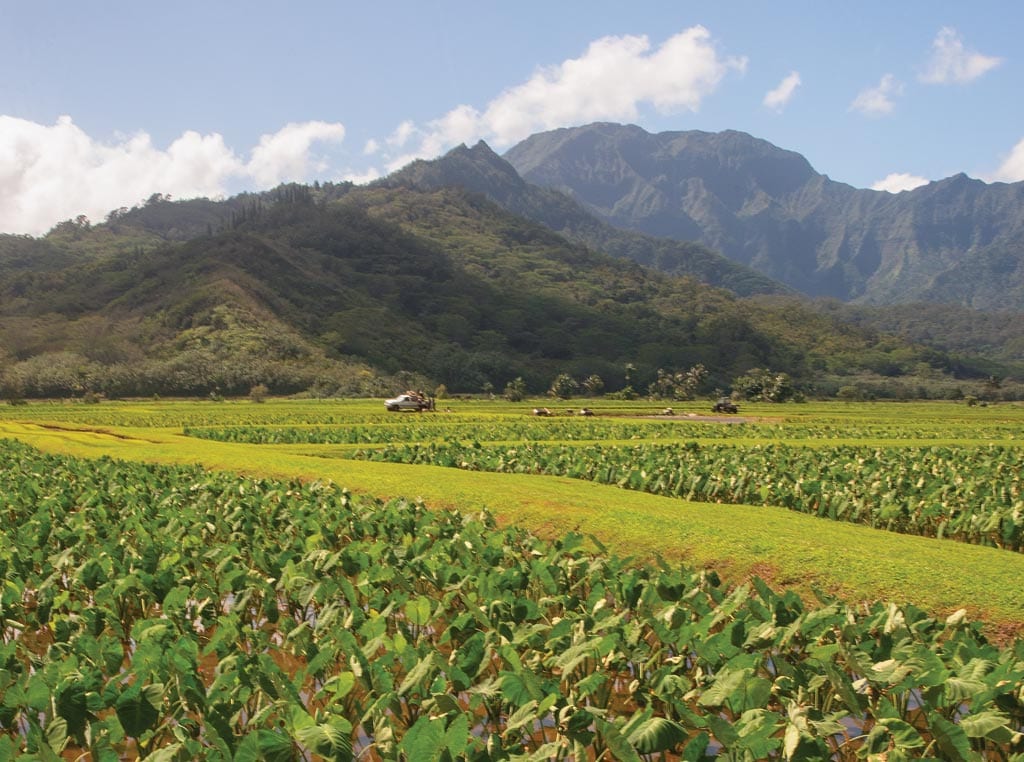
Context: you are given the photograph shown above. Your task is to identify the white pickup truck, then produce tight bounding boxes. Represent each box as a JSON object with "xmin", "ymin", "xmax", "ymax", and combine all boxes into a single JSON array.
[{"xmin": 384, "ymin": 393, "xmax": 433, "ymax": 412}]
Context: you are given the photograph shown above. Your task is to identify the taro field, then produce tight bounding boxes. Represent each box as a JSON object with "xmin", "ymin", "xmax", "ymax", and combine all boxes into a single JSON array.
[{"xmin": 1, "ymin": 398, "xmax": 1024, "ymax": 760}]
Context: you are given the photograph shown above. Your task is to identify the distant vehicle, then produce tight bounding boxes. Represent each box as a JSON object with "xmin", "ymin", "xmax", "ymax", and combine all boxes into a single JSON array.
[
  {"xmin": 385, "ymin": 391, "xmax": 433, "ymax": 412},
  {"xmin": 712, "ymin": 397, "xmax": 738, "ymax": 414}
]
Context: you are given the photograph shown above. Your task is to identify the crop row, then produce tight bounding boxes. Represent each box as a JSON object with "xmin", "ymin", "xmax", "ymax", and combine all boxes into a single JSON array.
[
  {"xmin": 2, "ymin": 438, "xmax": 1022, "ymax": 759},
  {"xmin": 185, "ymin": 420, "xmax": 721, "ymax": 445},
  {"xmin": 348, "ymin": 442, "xmax": 1024, "ymax": 551},
  {"xmin": 184, "ymin": 418, "xmax": 1024, "ymax": 446}
]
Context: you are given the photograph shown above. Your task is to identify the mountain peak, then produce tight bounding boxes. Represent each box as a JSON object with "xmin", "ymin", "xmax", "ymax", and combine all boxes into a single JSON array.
[{"xmin": 380, "ymin": 140, "xmax": 526, "ymax": 200}]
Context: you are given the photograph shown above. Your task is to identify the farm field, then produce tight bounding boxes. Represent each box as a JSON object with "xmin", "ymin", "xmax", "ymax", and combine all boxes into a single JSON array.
[{"xmin": 1, "ymin": 397, "xmax": 1024, "ymax": 759}]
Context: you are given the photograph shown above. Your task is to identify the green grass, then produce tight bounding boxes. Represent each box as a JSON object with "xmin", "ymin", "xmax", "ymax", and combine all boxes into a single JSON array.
[{"xmin": 2, "ymin": 397, "xmax": 1024, "ymax": 637}]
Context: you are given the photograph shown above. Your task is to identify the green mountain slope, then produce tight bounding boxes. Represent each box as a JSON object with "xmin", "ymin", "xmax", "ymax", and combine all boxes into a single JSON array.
[{"xmin": 0, "ymin": 181, "xmax": 1011, "ymax": 400}]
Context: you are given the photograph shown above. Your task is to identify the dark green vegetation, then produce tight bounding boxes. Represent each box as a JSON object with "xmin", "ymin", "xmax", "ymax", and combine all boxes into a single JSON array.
[
  {"xmin": 3, "ymin": 436, "xmax": 1024, "ymax": 760},
  {"xmin": 2, "ymin": 177, "xmax": 1020, "ymax": 402},
  {"xmin": 505, "ymin": 122, "xmax": 1024, "ymax": 310}
]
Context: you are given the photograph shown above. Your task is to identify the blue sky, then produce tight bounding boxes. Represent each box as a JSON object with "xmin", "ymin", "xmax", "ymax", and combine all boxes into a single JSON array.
[{"xmin": 1, "ymin": 1, "xmax": 1019, "ymax": 234}]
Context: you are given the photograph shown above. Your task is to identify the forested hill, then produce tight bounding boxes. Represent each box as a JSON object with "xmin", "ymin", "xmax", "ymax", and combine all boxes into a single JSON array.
[
  {"xmin": 504, "ymin": 122, "xmax": 1024, "ymax": 310},
  {"xmin": 0, "ymin": 182, "xmax": 1015, "ymax": 400}
]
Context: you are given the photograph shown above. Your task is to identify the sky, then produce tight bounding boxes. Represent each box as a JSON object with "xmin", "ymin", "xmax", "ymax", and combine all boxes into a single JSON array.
[{"xmin": 1, "ymin": 1, "xmax": 1021, "ymax": 235}]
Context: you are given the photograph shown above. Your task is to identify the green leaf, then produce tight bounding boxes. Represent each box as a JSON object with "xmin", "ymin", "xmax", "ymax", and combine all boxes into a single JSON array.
[
  {"xmin": 398, "ymin": 715, "xmax": 445, "ymax": 762},
  {"xmin": 44, "ymin": 716, "xmax": 68, "ymax": 753},
  {"xmin": 320, "ymin": 672, "xmax": 356, "ymax": 704},
  {"xmin": 959, "ymin": 709, "xmax": 1013, "ymax": 743},
  {"xmin": 704, "ymin": 713, "xmax": 738, "ymax": 748},
  {"xmin": 732, "ymin": 709, "xmax": 781, "ymax": 759},
  {"xmin": 397, "ymin": 652, "xmax": 436, "ymax": 697},
  {"xmin": 293, "ymin": 716, "xmax": 353, "ymax": 762},
  {"xmin": 595, "ymin": 718, "xmax": 643, "ymax": 762},
  {"xmin": 504, "ymin": 700, "xmax": 538, "ymax": 736},
  {"xmin": 405, "ymin": 596, "xmax": 432, "ymax": 627},
  {"xmin": 697, "ymin": 666, "xmax": 752, "ymax": 709},
  {"xmin": 626, "ymin": 715, "xmax": 688, "ymax": 755},
  {"xmin": 927, "ymin": 712, "xmax": 972, "ymax": 762},
  {"xmin": 877, "ymin": 717, "xmax": 925, "ymax": 750},
  {"xmin": 55, "ymin": 681, "xmax": 89, "ymax": 742},
  {"xmin": 681, "ymin": 731, "xmax": 711, "ymax": 762},
  {"xmin": 115, "ymin": 683, "xmax": 163, "ymax": 739},
  {"xmin": 146, "ymin": 742, "xmax": 184, "ymax": 762},
  {"xmin": 234, "ymin": 729, "xmax": 295, "ymax": 762},
  {"xmin": 445, "ymin": 713, "xmax": 470, "ymax": 759},
  {"xmin": 574, "ymin": 670, "xmax": 608, "ymax": 699}
]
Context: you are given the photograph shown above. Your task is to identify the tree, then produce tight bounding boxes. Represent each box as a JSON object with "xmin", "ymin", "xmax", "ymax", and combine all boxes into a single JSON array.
[
  {"xmin": 624, "ymin": 363, "xmax": 637, "ymax": 388},
  {"xmin": 733, "ymin": 368, "xmax": 795, "ymax": 403},
  {"xmin": 647, "ymin": 364, "xmax": 707, "ymax": 400},
  {"xmin": 581, "ymin": 374, "xmax": 604, "ymax": 396},
  {"xmin": 548, "ymin": 373, "xmax": 579, "ymax": 400},
  {"xmin": 503, "ymin": 377, "xmax": 527, "ymax": 402}
]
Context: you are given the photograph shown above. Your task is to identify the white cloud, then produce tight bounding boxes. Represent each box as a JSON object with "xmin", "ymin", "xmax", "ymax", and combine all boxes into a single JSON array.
[
  {"xmin": 0, "ymin": 115, "xmax": 346, "ymax": 235},
  {"xmin": 871, "ymin": 172, "xmax": 929, "ymax": 193},
  {"xmin": 246, "ymin": 121, "xmax": 345, "ymax": 187},
  {"xmin": 387, "ymin": 120, "xmax": 417, "ymax": 149},
  {"xmin": 378, "ymin": 26, "xmax": 746, "ymax": 171},
  {"xmin": 363, "ymin": 138, "xmax": 380, "ymax": 155},
  {"xmin": 920, "ymin": 27, "xmax": 1002, "ymax": 84},
  {"xmin": 849, "ymin": 74, "xmax": 902, "ymax": 116},
  {"xmin": 763, "ymin": 71, "xmax": 801, "ymax": 111},
  {"xmin": 987, "ymin": 137, "xmax": 1024, "ymax": 183},
  {"xmin": 340, "ymin": 167, "xmax": 382, "ymax": 185}
]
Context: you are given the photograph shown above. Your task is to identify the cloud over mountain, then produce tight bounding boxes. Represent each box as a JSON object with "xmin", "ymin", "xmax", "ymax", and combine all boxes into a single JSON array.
[
  {"xmin": 371, "ymin": 27, "xmax": 747, "ymax": 171},
  {"xmin": 0, "ymin": 116, "xmax": 346, "ymax": 235}
]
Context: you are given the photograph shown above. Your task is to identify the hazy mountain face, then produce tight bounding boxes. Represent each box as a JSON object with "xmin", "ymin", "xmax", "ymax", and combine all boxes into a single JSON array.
[
  {"xmin": 504, "ymin": 123, "xmax": 1024, "ymax": 310},
  {"xmin": 379, "ymin": 140, "xmax": 790, "ymax": 298}
]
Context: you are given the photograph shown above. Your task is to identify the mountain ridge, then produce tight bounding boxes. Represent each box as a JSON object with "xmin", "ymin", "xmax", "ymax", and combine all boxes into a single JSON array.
[
  {"xmin": 504, "ymin": 122, "xmax": 1024, "ymax": 309},
  {"xmin": 378, "ymin": 140, "xmax": 791, "ymax": 298}
]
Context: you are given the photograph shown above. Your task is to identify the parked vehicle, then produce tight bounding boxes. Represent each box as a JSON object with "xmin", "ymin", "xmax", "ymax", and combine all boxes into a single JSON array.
[
  {"xmin": 712, "ymin": 397, "xmax": 739, "ymax": 414},
  {"xmin": 385, "ymin": 391, "xmax": 433, "ymax": 412}
]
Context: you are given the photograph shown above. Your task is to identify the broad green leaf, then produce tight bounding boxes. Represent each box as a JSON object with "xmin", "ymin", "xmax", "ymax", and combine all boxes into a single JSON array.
[
  {"xmin": 44, "ymin": 716, "xmax": 68, "ymax": 753},
  {"xmin": 145, "ymin": 742, "xmax": 184, "ymax": 762},
  {"xmin": 927, "ymin": 712, "xmax": 972, "ymax": 762},
  {"xmin": 504, "ymin": 700, "xmax": 538, "ymax": 735},
  {"xmin": 115, "ymin": 683, "xmax": 163, "ymax": 739},
  {"xmin": 595, "ymin": 717, "xmax": 643, "ymax": 762},
  {"xmin": 397, "ymin": 652, "xmax": 436, "ymax": 697},
  {"xmin": 293, "ymin": 716, "xmax": 353, "ymax": 762},
  {"xmin": 445, "ymin": 713, "xmax": 470, "ymax": 759},
  {"xmin": 398, "ymin": 715, "xmax": 445, "ymax": 762},
  {"xmin": 234, "ymin": 729, "xmax": 295, "ymax": 762},
  {"xmin": 877, "ymin": 717, "xmax": 925, "ymax": 749},
  {"xmin": 405, "ymin": 596, "xmax": 432, "ymax": 627},
  {"xmin": 626, "ymin": 715, "xmax": 688, "ymax": 755},
  {"xmin": 959, "ymin": 709, "xmax": 1013, "ymax": 742},
  {"xmin": 681, "ymin": 731, "xmax": 711, "ymax": 762}
]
